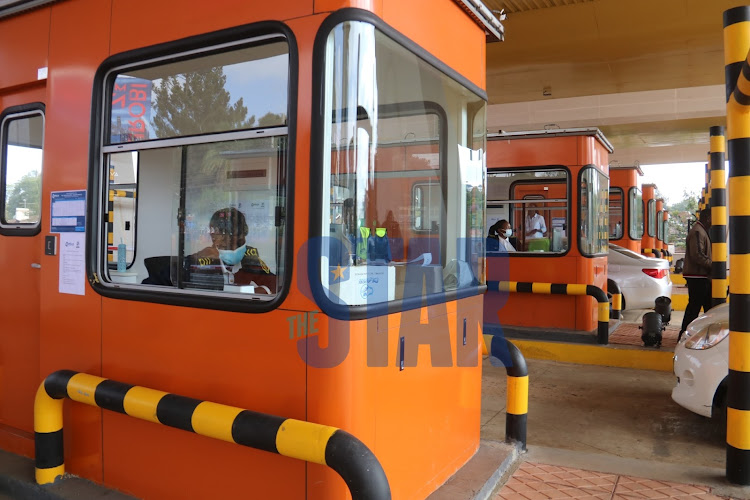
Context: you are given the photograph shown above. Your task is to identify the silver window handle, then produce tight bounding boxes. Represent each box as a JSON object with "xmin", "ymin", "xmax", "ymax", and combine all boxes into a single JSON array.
[{"xmin": 31, "ymin": 263, "xmax": 41, "ymax": 269}]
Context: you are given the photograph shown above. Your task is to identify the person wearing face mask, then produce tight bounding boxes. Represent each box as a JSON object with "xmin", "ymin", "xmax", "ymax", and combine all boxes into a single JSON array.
[
  {"xmin": 188, "ymin": 207, "xmax": 275, "ymax": 293},
  {"xmin": 497, "ymin": 219, "xmax": 516, "ymax": 252}
]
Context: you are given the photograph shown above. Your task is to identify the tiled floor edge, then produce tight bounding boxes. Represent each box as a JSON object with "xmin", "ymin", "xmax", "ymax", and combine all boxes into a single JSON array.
[{"xmin": 474, "ymin": 442, "xmax": 522, "ymax": 500}]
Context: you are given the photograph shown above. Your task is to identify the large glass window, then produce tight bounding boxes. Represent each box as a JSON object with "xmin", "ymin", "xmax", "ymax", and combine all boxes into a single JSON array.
[
  {"xmin": 647, "ymin": 199, "xmax": 656, "ymax": 237},
  {"xmin": 487, "ymin": 168, "xmax": 569, "ymax": 254},
  {"xmin": 579, "ymin": 167, "xmax": 609, "ymax": 256},
  {"xmin": 316, "ymin": 21, "xmax": 486, "ymax": 310},
  {"xmin": 656, "ymin": 210, "xmax": 663, "ymax": 241},
  {"xmin": 1, "ymin": 107, "xmax": 44, "ymax": 233},
  {"xmin": 662, "ymin": 216, "xmax": 670, "ymax": 245},
  {"xmin": 95, "ymin": 35, "xmax": 290, "ymax": 302},
  {"xmin": 608, "ymin": 187, "xmax": 623, "ymax": 240},
  {"xmin": 628, "ymin": 187, "xmax": 644, "ymax": 240}
]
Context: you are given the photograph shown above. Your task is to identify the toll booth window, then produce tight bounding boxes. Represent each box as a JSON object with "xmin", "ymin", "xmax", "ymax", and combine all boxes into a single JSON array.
[
  {"xmin": 1, "ymin": 108, "xmax": 44, "ymax": 234},
  {"xmin": 647, "ymin": 199, "xmax": 656, "ymax": 237},
  {"xmin": 578, "ymin": 166, "xmax": 609, "ymax": 256},
  {"xmin": 487, "ymin": 168, "xmax": 568, "ymax": 254},
  {"xmin": 662, "ymin": 217, "xmax": 670, "ymax": 244},
  {"xmin": 608, "ymin": 187, "xmax": 624, "ymax": 240},
  {"xmin": 628, "ymin": 187, "xmax": 644, "ymax": 239},
  {"xmin": 656, "ymin": 210, "xmax": 663, "ymax": 241},
  {"xmin": 95, "ymin": 35, "xmax": 290, "ymax": 302},
  {"xmin": 316, "ymin": 20, "xmax": 486, "ymax": 310}
]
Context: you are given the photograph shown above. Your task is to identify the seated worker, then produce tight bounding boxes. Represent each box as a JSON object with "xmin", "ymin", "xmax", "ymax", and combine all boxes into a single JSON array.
[
  {"xmin": 496, "ymin": 219, "xmax": 516, "ymax": 252},
  {"xmin": 486, "ymin": 221, "xmax": 501, "ymax": 252},
  {"xmin": 187, "ymin": 207, "xmax": 275, "ymax": 293}
]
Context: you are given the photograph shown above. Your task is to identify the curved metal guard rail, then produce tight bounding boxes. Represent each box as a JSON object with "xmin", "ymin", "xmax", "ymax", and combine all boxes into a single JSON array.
[
  {"xmin": 641, "ymin": 248, "xmax": 662, "ymax": 259},
  {"xmin": 34, "ymin": 370, "xmax": 391, "ymax": 499},
  {"xmin": 607, "ymin": 279, "xmax": 622, "ymax": 320},
  {"xmin": 487, "ymin": 280, "xmax": 610, "ymax": 344},
  {"xmin": 481, "ymin": 335, "xmax": 527, "ymax": 450}
]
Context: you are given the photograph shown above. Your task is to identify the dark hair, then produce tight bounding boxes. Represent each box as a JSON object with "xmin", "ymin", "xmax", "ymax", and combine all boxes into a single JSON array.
[
  {"xmin": 488, "ymin": 220, "xmax": 505, "ymax": 237},
  {"xmin": 209, "ymin": 207, "xmax": 248, "ymax": 238},
  {"xmin": 700, "ymin": 208, "xmax": 711, "ymax": 222}
]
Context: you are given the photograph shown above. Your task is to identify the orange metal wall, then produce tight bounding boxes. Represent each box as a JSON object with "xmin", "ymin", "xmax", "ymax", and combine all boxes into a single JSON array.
[{"xmin": 0, "ymin": 0, "xmax": 489, "ymax": 498}]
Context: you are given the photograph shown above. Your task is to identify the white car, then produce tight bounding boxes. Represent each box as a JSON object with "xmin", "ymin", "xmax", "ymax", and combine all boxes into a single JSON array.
[
  {"xmin": 607, "ymin": 243, "xmax": 672, "ymax": 310},
  {"xmin": 672, "ymin": 303, "xmax": 729, "ymax": 420}
]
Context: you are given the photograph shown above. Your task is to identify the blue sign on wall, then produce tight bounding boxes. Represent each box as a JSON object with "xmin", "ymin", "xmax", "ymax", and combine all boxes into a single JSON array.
[{"xmin": 50, "ymin": 190, "xmax": 86, "ymax": 233}]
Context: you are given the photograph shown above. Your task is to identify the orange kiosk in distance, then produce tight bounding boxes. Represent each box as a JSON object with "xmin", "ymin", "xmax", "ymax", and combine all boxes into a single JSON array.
[
  {"xmin": 484, "ymin": 128, "xmax": 611, "ymax": 337},
  {"xmin": 640, "ymin": 184, "xmax": 662, "ymax": 258},
  {"xmin": 609, "ymin": 164, "xmax": 644, "ymax": 252}
]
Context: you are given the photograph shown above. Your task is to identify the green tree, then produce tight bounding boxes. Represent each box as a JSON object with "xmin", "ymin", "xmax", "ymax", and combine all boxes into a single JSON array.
[
  {"xmin": 666, "ymin": 189, "xmax": 699, "ymax": 251},
  {"xmin": 151, "ymin": 67, "xmax": 255, "ymax": 137},
  {"xmin": 5, "ymin": 170, "xmax": 41, "ymax": 222}
]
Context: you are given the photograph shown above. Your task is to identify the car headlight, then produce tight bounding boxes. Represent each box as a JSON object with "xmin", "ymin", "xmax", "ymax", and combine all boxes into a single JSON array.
[{"xmin": 684, "ymin": 322, "xmax": 729, "ymax": 350}]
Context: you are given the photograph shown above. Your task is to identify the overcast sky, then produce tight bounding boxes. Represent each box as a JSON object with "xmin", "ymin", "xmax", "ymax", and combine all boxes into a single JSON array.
[{"xmin": 639, "ymin": 162, "xmax": 710, "ymax": 205}]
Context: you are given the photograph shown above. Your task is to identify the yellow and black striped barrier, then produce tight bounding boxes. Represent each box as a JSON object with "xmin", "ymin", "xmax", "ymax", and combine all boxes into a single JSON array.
[
  {"xmin": 34, "ymin": 370, "xmax": 391, "ymax": 499},
  {"xmin": 724, "ymin": 5, "xmax": 750, "ymax": 485},
  {"xmin": 641, "ymin": 248, "xmax": 662, "ymax": 259},
  {"xmin": 487, "ymin": 281, "xmax": 610, "ymax": 344},
  {"xmin": 710, "ymin": 126, "xmax": 729, "ymax": 308},
  {"xmin": 481, "ymin": 335, "xmax": 527, "ymax": 450},
  {"xmin": 607, "ymin": 279, "xmax": 623, "ymax": 321}
]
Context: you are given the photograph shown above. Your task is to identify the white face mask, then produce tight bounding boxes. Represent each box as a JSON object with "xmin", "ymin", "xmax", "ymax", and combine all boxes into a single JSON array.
[
  {"xmin": 503, "ymin": 229, "xmax": 512, "ymax": 238},
  {"xmin": 218, "ymin": 244, "xmax": 247, "ymax": 266}
]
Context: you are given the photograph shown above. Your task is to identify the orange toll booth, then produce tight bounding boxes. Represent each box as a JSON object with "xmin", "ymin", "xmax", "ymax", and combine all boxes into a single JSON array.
[
  {"xmin": 640, "ymin": 184, "xmax": 661, "ymax": 257},
  {"xmin": 609, "ymin": 165, "xmax": 644, "ymax": 252},
  {"xmin": 484, "ymin": 128, "xmax": 611, "ymax": 335},
  {"xmin": 0, "ymin": 1, "xmax": 503, "ymax": 498}
]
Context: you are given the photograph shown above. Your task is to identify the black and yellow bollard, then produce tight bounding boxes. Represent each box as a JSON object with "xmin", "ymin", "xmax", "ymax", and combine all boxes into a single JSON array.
[
  {"xmin": 482, "ymin": 335, "xmax": 528, "ymax": 450},
  {"xmin": 723, "ymin": 5, "xmax": 750, "ymax": 485},
  {"xmin": 710, "ymin": 126, "xmax": 729, "ymax": 308}
]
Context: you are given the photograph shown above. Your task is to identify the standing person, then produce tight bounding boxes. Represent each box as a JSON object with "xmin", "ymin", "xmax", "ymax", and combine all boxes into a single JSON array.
[
  {"xmin": 525, "ymin": 203, "xmax": 547, "ymax": 240},
  {"xmin": 679, "ymin": 208, "xmax": 712, "ymax": 340}
]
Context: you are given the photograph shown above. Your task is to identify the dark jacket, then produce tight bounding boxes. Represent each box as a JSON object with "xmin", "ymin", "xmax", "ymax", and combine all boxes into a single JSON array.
[{"xmin": 683, "ymin": 221, "xmax": 711, "ymax": 277}]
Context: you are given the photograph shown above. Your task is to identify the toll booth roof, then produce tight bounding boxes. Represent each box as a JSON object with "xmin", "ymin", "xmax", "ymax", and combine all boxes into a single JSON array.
[{"xmin": 488, "ymin": 127, "xmax": 614, "ymax": 154}]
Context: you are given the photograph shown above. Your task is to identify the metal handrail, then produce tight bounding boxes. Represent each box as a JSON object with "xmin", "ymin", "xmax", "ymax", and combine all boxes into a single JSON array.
[
  {"xmin": 34, "ymin": 370, "xmax": 391, "ymax": 499},
  {"xmin": 487, "ymin": 280, "xmax": 610, "ymax": 344}
]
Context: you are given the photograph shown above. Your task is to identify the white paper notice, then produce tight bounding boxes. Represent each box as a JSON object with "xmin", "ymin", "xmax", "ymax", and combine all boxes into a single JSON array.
[{"xmin": 59, "ymin": 232, "xmax": 86, "ymax": 295}]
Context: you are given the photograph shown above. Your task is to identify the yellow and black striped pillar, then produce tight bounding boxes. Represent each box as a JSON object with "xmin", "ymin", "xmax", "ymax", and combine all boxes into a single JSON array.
[
  {"xmin": 482, "ymin": 335, "xmax": 528, "ymax": 450},
  {"xmin": 34, "ymin": 370, "xmax": 391, "ymax": 498},
  {"xmin": 724, "ymin": 5, "xmax": 750, "ymax": 485},
  {"xmin": 710, "ymin": 126, "xmax": 728, "ymax": 308},
  {"xmin": 107, "ymin": 188, "xmax": 136, "ymax": 263},
  {"xmin": 487, "ymin": 281, "xmax": 610, "ymax": 344}
]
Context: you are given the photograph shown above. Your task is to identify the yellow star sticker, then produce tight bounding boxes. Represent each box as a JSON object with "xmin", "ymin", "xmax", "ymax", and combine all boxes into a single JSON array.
[{"xmin": 331, "ymin": 265, "xmax": 347, "ymax": 281}]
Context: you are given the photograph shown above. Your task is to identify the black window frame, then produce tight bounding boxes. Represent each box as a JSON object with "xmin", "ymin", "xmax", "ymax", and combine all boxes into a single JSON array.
[
  {"xmin": 608, "ymin": 186, "xmax": 624, "ymax": 241},
  {"xmin": 308, "ymin": 8, "xmax": 489, "ymax": 321},
  {"xmin": 0, "ymin": 102, "xmax": 45, "ymax": 237},
  {"xmin": 86, "ymin": 21, "xmax": 298, "ymax": 313},
  {"xmin": 647, "ymin": 198, "xmax": 656, "ymax": 237},
  {"xmin": 627, "ymin": 186, "xmax": 644, "ymax": 240},
  {"xmin": 577, "ymin": 165, "xmax": 609, "ymax": 258}
]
